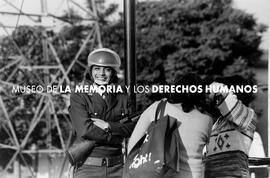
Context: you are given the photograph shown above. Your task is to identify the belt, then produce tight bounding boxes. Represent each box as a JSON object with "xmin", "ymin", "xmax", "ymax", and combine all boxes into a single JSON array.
[{"xmin": 84, "ymin": 155, "xmax": 124, "ymax": 167}]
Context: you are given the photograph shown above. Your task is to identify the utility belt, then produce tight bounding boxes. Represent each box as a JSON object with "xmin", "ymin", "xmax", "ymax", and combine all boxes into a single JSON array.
[{"xmin": 84, "ymin": 155, "xmax": 124, "ymax": 167}]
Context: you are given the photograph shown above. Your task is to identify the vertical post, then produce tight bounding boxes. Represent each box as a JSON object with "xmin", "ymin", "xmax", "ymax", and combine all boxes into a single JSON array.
[
  {"xmin": 14, "ymin": 159, "xmax": 21, "ymax": 178},
  {"xmin": 40, "ymin": 0, "xmax": 48, "ymax": 15},
  {"xmin": 267, "ymin": 19, "xmax": 270, "ymax": 175},
  {"xmin": 41, "ymin": 1, "xmax": 52, "ymax": 175},
  {"xmin": 91, "ymin": 0, "xmax": 103, "ymax": 48},
  {"xmin": 267, "ymin": 18, "xmax": 270, "ymax": 176},
  {"xmin": 31, "ymin": 143, "xmax": 38, "ymax": 178},
  {"xmin": 124, "ymin": 0, "xmax": 136, "ymax": 112}
]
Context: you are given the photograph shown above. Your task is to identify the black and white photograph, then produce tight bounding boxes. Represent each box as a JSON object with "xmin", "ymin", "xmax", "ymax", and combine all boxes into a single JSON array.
[{"xmin": 0, "ymin": 0, "xmax": 269, "ymax": 177}]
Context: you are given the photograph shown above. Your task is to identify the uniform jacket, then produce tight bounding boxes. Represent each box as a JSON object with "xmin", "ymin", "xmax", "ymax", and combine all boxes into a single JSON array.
[{"xmin": 69, "ymin": 83, "xmax": 136, "ymax": 157}]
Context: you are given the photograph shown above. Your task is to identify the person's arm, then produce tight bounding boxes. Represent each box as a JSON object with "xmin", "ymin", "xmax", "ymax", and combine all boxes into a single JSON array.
[
  {"xmin": 127, "ymin": 102, "xmax": 157, "ymax": 154},
  {"xmin": 91, "ymin": 117, "xmax": 136, "ymax": 138},
  {"xmin": 92, "ymin": 94, "xmax": 137, "ymax": 138},
  {"xmin": 107, "ymin": 95, "xmax": 137, "ymax": 138},
  {"xmin": 210, "ymin": 82, "xmax": 257, "ymax": 131},
  {"xmin": 107, "ymin": 120, "xmax": 136, "ymax": 137},
  {"xmin": 217, "ymin": 92, "xmax": 257, "ymax": 131},
  {"xmin": 69, "ymin": 93, "xmax": 123, "ymax": 144}
]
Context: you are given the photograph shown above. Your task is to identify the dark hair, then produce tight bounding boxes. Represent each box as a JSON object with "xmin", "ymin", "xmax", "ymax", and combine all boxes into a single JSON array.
[
  {"xmin": 84, "ymin": 66, "xmax": 119, "ymax": 84},
  {"xmin": 168, "ymin": 73, "xmax": 205, "ymax": 113}
]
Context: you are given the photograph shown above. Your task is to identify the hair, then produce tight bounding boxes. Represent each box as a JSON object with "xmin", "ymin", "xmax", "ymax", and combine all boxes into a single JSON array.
[
  {"xmin": 84, "ymin": 65, "xmax": 119, "ymax": 84},
  {"xmin": 168, "ymin": 73, "xmax": 206, "ymax": 113}
]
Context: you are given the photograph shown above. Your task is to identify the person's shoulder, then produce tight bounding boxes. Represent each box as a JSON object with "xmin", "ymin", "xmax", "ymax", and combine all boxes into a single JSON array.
[
  {"xmin": 70, "ymin": 80, "xmax": 91, "ymax": 98},
  {"xmin": 112, "ymin": 82, "xmax": 129, "ymax": 98},
  {"xmin": 148, "ymin": 99, "xmax": 166, "ymax": 111},
  {"xmin": 70, "ymin": 91, "xmax": 87, "ymax": 101},
  {"xmin": 70, "ymin": 91, "xmax": 84, "ymax": 97},
  {"xmin": 199, "ymin": 112, "xmax": 214, "ymax": 126},
  {"xmin": 196, "ymin": 109, "xmax": 212, "ymax": 118},
  {"xmin": 202, "ymin": 113, "xmax": 213, "ymax": 123},
  {"xmin": 191, "ymin": 108, "xmax": 213, "ymax": 122},
  {"xmin": 115, "ymin": 91, "xmax": 128, "ymax": 98}
]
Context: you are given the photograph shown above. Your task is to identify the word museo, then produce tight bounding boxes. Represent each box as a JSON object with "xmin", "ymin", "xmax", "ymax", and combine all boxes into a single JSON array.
[{"xmin": 12, "ymin": 85, "xmax": 71, "ymax": 94}]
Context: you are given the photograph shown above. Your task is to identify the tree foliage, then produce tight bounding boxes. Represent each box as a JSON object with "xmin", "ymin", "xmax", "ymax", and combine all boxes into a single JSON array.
[
  {"xmin": 0, "ymin": 26, "xmax": 71, "ymax": 150},
  {"xmin": 99, "ymin": 0, "xmax": 266, "ymax": 108},
  {"xmin": 134, "ymin": 0, "xmax": 266, "ymax": 85}
]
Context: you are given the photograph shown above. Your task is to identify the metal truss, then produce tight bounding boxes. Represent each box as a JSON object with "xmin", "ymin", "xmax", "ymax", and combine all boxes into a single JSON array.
[{"xmin": 0, "ymin": 0, "xmax": 103, "ymax": 177}]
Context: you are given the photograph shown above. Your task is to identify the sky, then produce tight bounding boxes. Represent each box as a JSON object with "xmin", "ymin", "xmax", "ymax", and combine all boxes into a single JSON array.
[
  {"xmin": 0, "ymin": 0, "xmax": 269, "ymax": 50},
  {"xmin": 233, "ymin": 0, "xmax": 270, "ymax": 50}
]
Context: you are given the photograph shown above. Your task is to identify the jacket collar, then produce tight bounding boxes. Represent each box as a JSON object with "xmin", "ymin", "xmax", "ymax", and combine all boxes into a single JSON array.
[{"xmin": 82, "ymin": 79, "xmax": 119, "ymax": 113}]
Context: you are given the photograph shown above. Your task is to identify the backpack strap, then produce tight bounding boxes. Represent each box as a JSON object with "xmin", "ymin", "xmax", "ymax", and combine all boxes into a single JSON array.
[{"xmin": 154, "ymin": 99, "xmax": 167, "ymax": 122}]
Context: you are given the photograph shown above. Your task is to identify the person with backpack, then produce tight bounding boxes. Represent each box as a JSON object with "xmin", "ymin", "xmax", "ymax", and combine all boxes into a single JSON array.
[
  {"xmin": 69, "ymin": 48, "xmax": 136, "ymax": 178},
  {"xmin": 126, "ymin": 73, "xmax": 213, "ymax": 178}
]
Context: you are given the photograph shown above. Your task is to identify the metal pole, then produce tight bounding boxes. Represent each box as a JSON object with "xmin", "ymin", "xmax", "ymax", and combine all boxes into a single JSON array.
[
  {"xmin": 31, "ymin": 143, "xmax": 38, "ymax": 178},
  {"xmin": 41, "ymin": 2, "xmax": 52, "ymax": 176},
  {"xmin": 266, "ymin": 17, "xmax": 270, "ymax": 177},
  {"xmin": 124, "ymin": 0, "xmax": 136, "ymax": 112},
  {"xmin": 14, "ymin": 159, "xmax": 21, "ymax": 178}
]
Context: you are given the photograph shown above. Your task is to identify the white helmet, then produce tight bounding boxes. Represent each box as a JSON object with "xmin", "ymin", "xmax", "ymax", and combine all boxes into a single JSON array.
[{"xmin": 87, "ymin": 48, "xmax": 121, "ymax": 71}]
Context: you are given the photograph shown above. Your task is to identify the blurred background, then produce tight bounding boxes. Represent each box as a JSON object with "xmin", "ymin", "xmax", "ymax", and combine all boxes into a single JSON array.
[{"xmin": 0, "ymin": 0, "xmax": 269, "ymax": 177}]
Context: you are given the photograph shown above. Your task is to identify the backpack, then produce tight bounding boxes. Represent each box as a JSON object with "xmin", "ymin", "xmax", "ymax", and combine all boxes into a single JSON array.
[{"xmin": 123, "ymin": 99, "xmax": 181, "ymax": 178}]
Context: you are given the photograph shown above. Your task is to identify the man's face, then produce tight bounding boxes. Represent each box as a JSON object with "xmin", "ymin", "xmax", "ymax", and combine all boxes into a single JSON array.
[{"xmin": 91, "ymin": 65, "xmax": 112, "ymax": 85}]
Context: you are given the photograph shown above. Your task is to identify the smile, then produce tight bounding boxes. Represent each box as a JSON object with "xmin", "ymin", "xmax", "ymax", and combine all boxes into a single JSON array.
[{"xmin": 96, "ymin": 77, "xmax": 107, "ymax": 80}]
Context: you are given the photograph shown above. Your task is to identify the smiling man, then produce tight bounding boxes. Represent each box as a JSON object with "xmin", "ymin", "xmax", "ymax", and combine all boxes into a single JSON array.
[{"xmin": 69, "ymin": 48, "xmax": 136, "ymax": 178}]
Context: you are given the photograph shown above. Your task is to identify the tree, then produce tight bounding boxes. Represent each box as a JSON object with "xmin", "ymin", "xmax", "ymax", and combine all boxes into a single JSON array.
[
  {"xmin": 53, "ymin": 0, "xmax": 267, "ymax": 109},
  {"xmin": 103, "ymin": 0, "xmax": 267, "ymax": 109},
  {"xmin": 0, "ymin": 25, "xmax": 72, "ymax": 153},
  {"xmin": 134, "ymin": 0, "xmax": 266, "ymax": 85}
]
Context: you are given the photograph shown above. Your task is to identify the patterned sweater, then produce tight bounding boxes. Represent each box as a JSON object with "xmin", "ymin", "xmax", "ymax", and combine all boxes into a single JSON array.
[{"xmin": 205, "ymin": 92, "xmax": 257, "ymax": 178}]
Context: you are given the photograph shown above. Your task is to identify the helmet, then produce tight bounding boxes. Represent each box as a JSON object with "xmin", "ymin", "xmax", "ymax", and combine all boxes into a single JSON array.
[{"xmin": 87, "ymin": 48, "xmax": 121, "ymax": 71}]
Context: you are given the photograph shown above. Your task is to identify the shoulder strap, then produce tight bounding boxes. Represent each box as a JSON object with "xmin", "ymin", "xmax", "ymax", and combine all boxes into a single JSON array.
[{"xmin": 154, "ymin": 99, "xmax": 167, "ymax": 122}]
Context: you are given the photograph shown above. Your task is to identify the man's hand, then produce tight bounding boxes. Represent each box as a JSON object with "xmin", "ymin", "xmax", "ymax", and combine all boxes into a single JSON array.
[
  {"xmin": 92, "ymin": 118, "xmax": 110, "ymax": 131},
  {"xmin": 208, "ymin": 82, "xmax": 226, "ymax": 99},
  {"xmin": 208, "ymin": 82, "xmax": 229, "ymax": 105}
]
